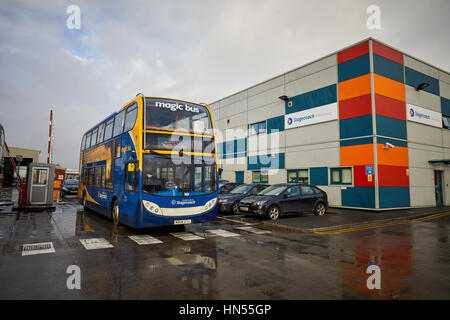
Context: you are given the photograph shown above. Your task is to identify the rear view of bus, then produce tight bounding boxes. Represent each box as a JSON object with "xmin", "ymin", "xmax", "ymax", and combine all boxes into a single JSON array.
[
  {"xmin": 78, "ymin": 95, "xmax": 218, "ymax": 228},
  {"xmin": 141, "ymin": 97, "xmax": 218, "ymax": 227}
]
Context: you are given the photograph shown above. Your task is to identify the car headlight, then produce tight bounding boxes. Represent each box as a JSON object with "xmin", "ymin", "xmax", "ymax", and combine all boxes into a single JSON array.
[
  {"xmin": 204, "ymin": 198, "xmax": 217, "ymax": 211},
  {"xmin": 256, "ymin": 200, "xmax": 267, "ymax": 206},
  {"xmin": 142, "ymin": 200, "xmax": 162, "ymax": 215},
  {"xmin": 218, "ymin": 199, "xmax": 227, "ymax": 203},
  {"xmin": 62, "ymin": 187, "xmax": 68, "ymax": 191}
]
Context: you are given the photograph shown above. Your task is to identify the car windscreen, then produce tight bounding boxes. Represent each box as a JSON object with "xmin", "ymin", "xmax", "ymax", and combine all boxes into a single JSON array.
[
  {"xmin": 229, "ymin": 184, "xmax": 253, "ymax": 194},
  {"xmin": 64, "ymin": 179, "xmax": 78, "ymax": 185},
  {"xmin": 220, "ymin": 184, "xmax": 237, "ymax": 192},
  {"xmin": 258, "ymin": 185, "xmax": 286, "ymax": 196}
]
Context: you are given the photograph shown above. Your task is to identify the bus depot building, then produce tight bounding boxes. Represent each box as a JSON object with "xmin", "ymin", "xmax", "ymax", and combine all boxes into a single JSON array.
[{"xmin": 210, "ymin": 38, "xmax": 450, "ymax": 210}]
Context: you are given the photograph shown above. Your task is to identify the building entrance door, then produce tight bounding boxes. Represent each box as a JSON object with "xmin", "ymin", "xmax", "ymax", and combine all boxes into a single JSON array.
[
  {"xmin": 434, "ymin": 171, "xmax": 443, "ymax": 207},
  {"xmin": 235, "ymin": 171, "xmax": 244, "ymax": 183}
]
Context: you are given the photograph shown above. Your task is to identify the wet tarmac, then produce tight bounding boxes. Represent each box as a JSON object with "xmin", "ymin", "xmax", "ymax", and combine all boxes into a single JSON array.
[{"xmin": 0, "ymin": 193, "xmax": 449, "ymax": 299}]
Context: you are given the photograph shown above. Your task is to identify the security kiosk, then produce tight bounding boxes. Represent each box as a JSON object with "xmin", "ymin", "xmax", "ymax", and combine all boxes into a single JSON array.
[{"xmin": 27, "ymin": 163, "xmax": 55, "ymax": 206}]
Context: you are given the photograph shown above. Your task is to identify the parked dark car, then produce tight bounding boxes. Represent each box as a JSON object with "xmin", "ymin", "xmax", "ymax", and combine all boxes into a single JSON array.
[
  {"xmin": 218, "ymin": 182, "xmax": 242, "ymax": 194},
  {"xmin": 61, "ymin": 179, "xmax": 79, "ymax": 198},
  {"xmin": 218, "ymin": 183, "xmax": 269, "ymax": 214},
  {"xmin": 238, "ymin": 183, "xmax": 328, "ymax": 220}
]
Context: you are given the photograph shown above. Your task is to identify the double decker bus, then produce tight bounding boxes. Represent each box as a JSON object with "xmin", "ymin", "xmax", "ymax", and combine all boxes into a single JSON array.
[{"xmin": 78, "ymin": 94, "xmax": 218, "ymax": 228}]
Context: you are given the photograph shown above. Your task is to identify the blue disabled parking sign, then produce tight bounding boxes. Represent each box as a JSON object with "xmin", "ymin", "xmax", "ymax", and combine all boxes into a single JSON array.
[{"xmin": 366, "ymin": 165, "xmax": 374, "ymax": 175}]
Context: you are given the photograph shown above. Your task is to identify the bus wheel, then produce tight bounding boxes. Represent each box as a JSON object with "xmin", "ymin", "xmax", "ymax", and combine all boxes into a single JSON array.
[
  {"xmin": 82, "ymin": 192, "xmax": 88, "ymax": 211},
  {"xmin": 112, "ymin": 199, "xmax": 120, "ymax": 226}
]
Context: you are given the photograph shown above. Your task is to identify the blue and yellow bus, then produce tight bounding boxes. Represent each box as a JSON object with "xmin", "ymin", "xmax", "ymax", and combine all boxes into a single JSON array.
[{"xmin": 78, "ymin": 94, "xmax": 218, "ymax": 228}]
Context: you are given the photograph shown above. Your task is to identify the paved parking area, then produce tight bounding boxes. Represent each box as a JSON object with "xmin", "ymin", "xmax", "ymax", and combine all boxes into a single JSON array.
[{"xmin": 0, "ymin": 196, "xmax": 449, "ymax": 299}]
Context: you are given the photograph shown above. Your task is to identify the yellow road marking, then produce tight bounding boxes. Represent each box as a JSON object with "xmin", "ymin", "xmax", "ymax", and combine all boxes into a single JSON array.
[{"xmin": 314, "ymin": 211, "xmax": 450, "ymax": 235}]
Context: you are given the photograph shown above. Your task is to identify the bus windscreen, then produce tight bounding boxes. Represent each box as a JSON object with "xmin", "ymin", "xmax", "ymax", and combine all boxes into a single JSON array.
[
  {"xmin": 145, "ymin": 98, "xmax": 212, "ymax": 135},
  {"xmin": 143, "ymin": 155, "xmax": 216, "ymax": 196}
]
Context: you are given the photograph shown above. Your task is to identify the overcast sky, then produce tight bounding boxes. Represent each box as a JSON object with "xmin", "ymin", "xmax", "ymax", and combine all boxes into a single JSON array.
[{"xmin": 1, "ymin": 0, "xmax": 449, "ymax": 169}]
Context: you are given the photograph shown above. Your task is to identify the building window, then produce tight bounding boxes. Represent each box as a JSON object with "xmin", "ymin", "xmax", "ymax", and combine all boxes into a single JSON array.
[
  {"xmin": 330, "ymin": 167, "xmax": 352, "ymax": 185},
  {"xmin": 250, "ymin": 121, "xmax": 266, "ymax": 136},
  {"xmin": 252, "ymin": 170, "xmax": 268, "ymax": 183},
  {"xmin": 287, "ymin": 169, "xmax": 309, "ymax": 184},
  {"xmin": 443, "ymin": 115, "xmax": 450, "ymax": 129}
]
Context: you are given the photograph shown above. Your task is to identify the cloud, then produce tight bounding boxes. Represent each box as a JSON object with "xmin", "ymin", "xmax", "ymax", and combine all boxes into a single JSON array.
[{"xmin": 0, "ymin": 0, "xmax": 449, "ymax": 169}]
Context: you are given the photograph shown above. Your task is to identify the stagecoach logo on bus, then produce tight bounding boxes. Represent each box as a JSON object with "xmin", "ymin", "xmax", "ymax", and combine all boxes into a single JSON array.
[
  {"xmin": 153, "ymin": 101, "xmax": 200, "ymax": 113},
  {"xmin": 98, "ymin": 192, "xmax": 107, "ymax": 200},
  {"xmin": 171, "ymin": 199, "xmax": 196, "ymax": 206}
]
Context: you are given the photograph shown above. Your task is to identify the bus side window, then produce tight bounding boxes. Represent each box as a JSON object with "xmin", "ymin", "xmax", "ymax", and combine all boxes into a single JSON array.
[
  {"xmin": 101, "ymin": 166, "xmax": 106, "ymax": 188},
  {"xmin": 114, "ymin": 138, "xmax": 121, "ymax": 158},
  {"xmin": 124, "ymin": 103, "xmax": 138, "ymax": 132},
  {"xmin": 88, "ymin": 168, "xmax": 94, "ymax": 185},
  {"xmin": 125, "ymin": 162, "xmax": 138, "ymax": 193},
  {"xmin": 94, "ymin": 167, "xmax": 101, "ymax": 187}
]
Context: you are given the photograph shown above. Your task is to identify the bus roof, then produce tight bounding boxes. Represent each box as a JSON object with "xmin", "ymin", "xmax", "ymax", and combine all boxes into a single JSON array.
[{"xmin": 82, "ymin": 95, "xmax": 212, "ymax": 137}]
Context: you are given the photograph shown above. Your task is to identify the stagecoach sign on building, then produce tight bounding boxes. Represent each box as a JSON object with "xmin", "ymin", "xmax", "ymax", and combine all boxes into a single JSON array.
[
  {"xmin": 285, "ymin": 103, "xmax": 338, "ymax": 130},
  {"xmin": 406, "ymin": 104, "xmax": 442, "ymax": 128}
]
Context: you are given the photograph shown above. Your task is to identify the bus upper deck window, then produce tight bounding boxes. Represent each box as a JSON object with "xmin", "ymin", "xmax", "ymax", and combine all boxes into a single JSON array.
[
  {"xmin": 124, "ymin": 104, "xmax": 138, "ymax": 132},
  {"xmin": 97, "ymin": 123, "xmax": 105, "ymax": 144},
  {"xmin": 113, "ymin": 110, "xmax": 125, "ymax": 137},
  {"xmin": 104, "ymin": 118, "xmax": 114, "ymax": 141}
]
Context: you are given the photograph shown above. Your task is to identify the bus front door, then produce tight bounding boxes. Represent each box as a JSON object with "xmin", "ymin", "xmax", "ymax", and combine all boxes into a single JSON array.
[{"xmin": 122, "ymin": 161, "xmax": 140, "ymax": 220}]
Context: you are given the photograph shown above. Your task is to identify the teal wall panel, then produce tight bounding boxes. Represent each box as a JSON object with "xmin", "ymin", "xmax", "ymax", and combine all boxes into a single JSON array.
[{"xmin": 341, "ymin": 187, "xmax": 375, "ymax": 208}]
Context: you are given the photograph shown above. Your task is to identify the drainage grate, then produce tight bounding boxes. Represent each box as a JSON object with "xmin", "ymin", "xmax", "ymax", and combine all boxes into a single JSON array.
[
  {"xmin": 22, "ymin": 242, "xmax": 56, "ymax": 256},
  {"xmin": 18, "ymin": 213, "xmax": 31, "ymax": 221}
]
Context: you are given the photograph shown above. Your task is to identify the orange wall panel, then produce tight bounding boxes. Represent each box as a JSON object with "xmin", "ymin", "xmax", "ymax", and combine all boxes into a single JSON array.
[
  {"xmin": 377, "ymin": 144, "xmax": 409, "ymax": 166},
  {"xmin": 373, "ymin": 74, "xmax": 405, "ymax": 102},
  {"xmin": 338, "ymin": 74, "xmax": 372, "ymax": 101},
  {"xmin": 340, "ymin": 144, "xmax": 374, "ymax": 166}
]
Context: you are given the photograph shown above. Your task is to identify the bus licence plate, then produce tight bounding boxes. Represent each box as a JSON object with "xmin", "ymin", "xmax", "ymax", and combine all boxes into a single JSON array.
[{"xmin": 174, "ymin": 219, "xmax": 191, "ymax": 225}]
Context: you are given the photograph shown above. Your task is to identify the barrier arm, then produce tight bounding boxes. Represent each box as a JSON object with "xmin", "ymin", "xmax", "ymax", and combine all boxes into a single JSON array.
[{"xmin": 4, "ymin": 142, "xmax": 24, "ymax": 207}]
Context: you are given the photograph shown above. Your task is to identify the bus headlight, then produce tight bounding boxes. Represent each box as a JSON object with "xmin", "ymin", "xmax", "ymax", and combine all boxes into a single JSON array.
[
  {"xmin": 142, "ymin": 200, "xmax": 162, "ymax": 215},
  {"xmin": 204, "ymin": 198, "xmax": 217, "ymax": 211}
]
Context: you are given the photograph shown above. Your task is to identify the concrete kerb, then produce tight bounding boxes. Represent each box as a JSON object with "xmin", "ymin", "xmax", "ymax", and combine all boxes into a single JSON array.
[{"xmin": 261, "ymin": 211, "xmax": 446, "ymax": 233}]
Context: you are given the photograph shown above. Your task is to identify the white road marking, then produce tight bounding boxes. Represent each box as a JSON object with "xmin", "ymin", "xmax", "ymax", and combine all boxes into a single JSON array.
[
  {"xmin": 170, "ymin": 232, "xmax": 205, "ymax": 241},
  {"xmin": 129, "ymin": 235, "xmax": 163, "ymax": 245},
  {"xmin": 234, "ymin": 226, "xmax": 272, "ymax": 234},
  {"xmin": 22, "ymin": 242, "xmax": 55, "ymax": 256},
  {"xmin": 206, "ymin": 229, "xmax": 240, "ymax": 237},
  {"xmin": 217, "ymin": 216, "xmax": 259, "ymax": 226},
  {"xmin": 217, "ymin": 216, "xmax": 247, "ymax": 224},
  {"xmin": 79, "ymin": 238, "xmax": 113, "ymax": 250}
]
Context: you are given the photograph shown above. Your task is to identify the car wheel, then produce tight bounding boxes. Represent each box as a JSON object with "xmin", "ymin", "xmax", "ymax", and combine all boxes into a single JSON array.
[
  {"xmin": 232, "ymin": 201, "xmax": 240, "ymax": 215},
  {"xmin": 112, "ymin": 198, "xmax": 120, "ymax": 226},
  {"xmin": 267, "ymin": 205, "xmax": 280, "ymax": 221},
  {"xmin": 314, "ymin": 202, "xmax": 327, "ymax": 216}
]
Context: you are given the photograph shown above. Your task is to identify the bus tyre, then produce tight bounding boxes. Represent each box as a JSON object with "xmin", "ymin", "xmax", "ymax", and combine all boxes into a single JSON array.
[
  {"xmin": 314, "ymin": 202, "xmax": 327, "ymax": 216},
  {"xmin": 112, "ymin": 199, "xmax": 120, "ymax": 226},
  {"xmin": 232, "ymin": 201, "xmax": 240, "ymax": 215},
  {"xmin": 82, "ymin": 192, "xmax": 87, "ymax": 211},
  {"xmin": 267, "ymin": 205, "xmax": 280, "ymax": 221}
]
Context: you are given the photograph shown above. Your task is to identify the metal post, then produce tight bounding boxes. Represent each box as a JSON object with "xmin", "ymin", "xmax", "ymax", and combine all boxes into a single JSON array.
[{"xmin": 47, "ymin": 109, "xmax": 53, "ymax": 164}]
